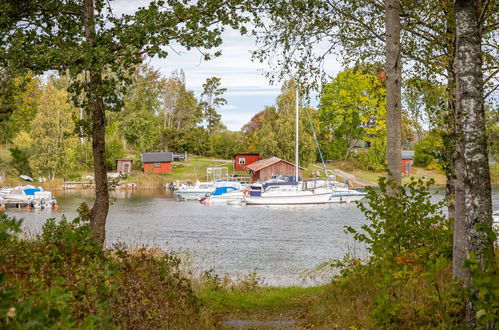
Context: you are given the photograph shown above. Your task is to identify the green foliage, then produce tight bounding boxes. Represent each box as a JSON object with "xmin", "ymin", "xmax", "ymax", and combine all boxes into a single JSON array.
[
  {"xmin": 349, "ymin": 177, "xmax": 452, "ymax": 262},
  {"xmin": 319, "ymin": 69, "xmax": 386, "ymax": 161},
  {"xmin": 354, "ymin": 137, "xmax": 386, "ymax": 171},
  {"xmin": 0, "ymin": 72, "xmax": 40, "ymax": 142},
  {"xmin": 161, "ymin": 127, "xmax": 210, "ymax": 156},
  {"xmin": 464, "ymin": 224, "xmax": 499, "ymax": 329},
  {"xmin": 248, "ymin": 81, "xmax": 317, "ymax": 166},
  {"xmin": 485, "ymin": 104, "xmax": 498, "ymax": 162},
  {"xmin": 116, "ymin": 64, "xmax": 163, "ymax": 152},
  {"xmin": 413, "ymin": 132, "xmax": 445, "ymax": 167},
  {"xmin": 0, "ymin": 206, "xmax": 214, "ymax": 328},
  {"xmin": 8, "ymin": 147, "xmax": 30, "ymax": 176},
  {"xmin": 200, "ymin": 77, "xmax": 227, "ymax": 134},
  {"xmin": 328, "ymin": 177, "xmax": 463, "ymax": 328},
  {"xmin": 28, "ymin": 81, "xmax": 79, "ymax": 180},
  {"xmin": 208, "ymin": 130, "xmax": 245, "ymax": 159},
  {"xmin": 105, "ymin": 134, "xmax": 125, "ymax": 171},
  {"xmin": 403, "ymin": 78, "xmax": 447, "ymax": 142}
]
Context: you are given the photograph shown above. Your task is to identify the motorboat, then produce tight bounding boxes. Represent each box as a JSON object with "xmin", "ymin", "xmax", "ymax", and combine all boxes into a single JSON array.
[
  {"xmin": 176, "ymin": 180, "xmax": 242, "ymax": 201},
  {"xmin": 176, "ymin": 181, "xmax": 215, "ymax": 200},
  {"xmin": 200, "ymin": 185, "xmax": 245, "ymax": 205},
  {"xmin": 31, "ymin": 191, "xmax": 58, "ymax": 209},
  {"xmin": 0, "ymin": 185, "xmax": 58, "ymax": 209}
]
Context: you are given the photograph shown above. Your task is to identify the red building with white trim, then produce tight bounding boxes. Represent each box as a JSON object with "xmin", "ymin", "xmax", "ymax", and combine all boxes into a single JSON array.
[
  {"xmin": 141, "ymin": 152, "xmax": 173, "ymax": 174},
  {"xmin": 234, "ymin": 153, "xmax": 261, "ymax": 171}
]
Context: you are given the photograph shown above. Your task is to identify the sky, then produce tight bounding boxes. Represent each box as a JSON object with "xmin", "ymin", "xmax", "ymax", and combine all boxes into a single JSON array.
[{"xmin": 112, "ymin": 1, "xmax": 342, "ymax": 131}]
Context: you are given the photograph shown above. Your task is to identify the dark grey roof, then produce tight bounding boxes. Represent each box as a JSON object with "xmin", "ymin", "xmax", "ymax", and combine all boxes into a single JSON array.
[
  {"xmin": 401, "ymin": 151, "xmax": 415, "ymax": 160},
  {"xmin": 141, "ymin": 152, "xmax": 173, "ymax": 163}
]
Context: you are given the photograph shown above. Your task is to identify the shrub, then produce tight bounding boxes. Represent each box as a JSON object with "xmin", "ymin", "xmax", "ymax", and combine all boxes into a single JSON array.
[
  {"xmin": 354, "ymin": 139, "xmax": 386, "ymax": 171},
  {"xmin": 348, "ymin": 177, "xmax": 453, "ymax": 263},
  {"xmin": 413, "ymin": 132, "xmax": 444, "ymax": 167},
  {"xmin": 0, "ymin": 206, "xmax": 214, "ymax": 328},
  {"xmin": 321, "ymin": 177, "xmax": 465, "ymax": 328}
]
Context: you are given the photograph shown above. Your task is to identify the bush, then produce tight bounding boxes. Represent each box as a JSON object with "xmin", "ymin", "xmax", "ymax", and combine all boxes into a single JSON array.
[
  {"xmin": 414, "ymin": 132, "xmax": 444, "ymax": 167},
  {"xmin": 348, "ymin": 177, "xmax": 453, "ymax": 262},
  {"xmin": 309, "ymin": 177, "xmax": 464, "ymax": 329},
  {"xmin": 354, "ymin": 139, "xmax": 386, "ymax": 171},
  {"xmin": 0, "ymin": 205, "xmax": 214, "ymax": 328}
]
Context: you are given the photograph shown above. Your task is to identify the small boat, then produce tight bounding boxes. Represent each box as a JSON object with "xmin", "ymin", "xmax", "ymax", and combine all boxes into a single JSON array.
[
  {"xmin": 200, "ymin": 185, "xmax": 245, "ymax": 205},
  {"xmin": 0, "ymin": 185, "xmax": 57, "ymax": 209},
  {"xmin": 176, "ymin": 180, "xmax": 242, "ymax": 201},
  {"xmin": 31, "ymin": 191, "xmax": 58, "ymax": 209},
  {"xmin": 176, "ymin": 181, "xmax": 215, "ymax": 200}
]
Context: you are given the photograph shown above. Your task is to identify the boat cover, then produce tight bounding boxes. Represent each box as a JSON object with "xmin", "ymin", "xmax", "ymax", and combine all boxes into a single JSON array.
[{"xmin": 211, "ymin": 186, "xmax": 238, "ymax": 196}]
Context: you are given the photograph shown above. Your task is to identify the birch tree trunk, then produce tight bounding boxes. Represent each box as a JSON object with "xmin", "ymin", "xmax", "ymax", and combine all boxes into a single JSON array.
[
  {"xmin": 385, "ymin": 0, "xmax": 402, "ymax": 185},
  {"xmin": 444, "ymin": 15, "xmax": 469, "ymax": 279},
  {"xmin": 454, "ymin": 0, "xmax": 494, "ymax": 326},
  {"xmin": 84, "ymin": 0, "xmax": 109, "ymax": 247}
]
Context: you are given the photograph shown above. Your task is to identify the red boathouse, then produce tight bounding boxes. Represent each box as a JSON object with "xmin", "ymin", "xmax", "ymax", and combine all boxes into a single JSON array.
[
  {"xmin": 141, "ymin": 152, "xmax": 173, "ymax": 174},
  {"xmin": 234, "ymin": 153, "xmax": 261, "ymax": 171},
  {"xmin": 245, "ymin": 156, "xmax": 305, "ymax": 181}
]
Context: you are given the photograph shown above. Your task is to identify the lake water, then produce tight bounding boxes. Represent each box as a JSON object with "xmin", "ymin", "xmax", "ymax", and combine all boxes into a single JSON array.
[{"xmin": 6, "ymin": 188, "xmax": 499, "ymax": 286}]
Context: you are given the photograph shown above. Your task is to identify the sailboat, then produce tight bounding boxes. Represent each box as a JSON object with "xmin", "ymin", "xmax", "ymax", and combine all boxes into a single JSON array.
[{"xmin": 244, "ymin": 88, "xmax": 366, "ymax": 205}]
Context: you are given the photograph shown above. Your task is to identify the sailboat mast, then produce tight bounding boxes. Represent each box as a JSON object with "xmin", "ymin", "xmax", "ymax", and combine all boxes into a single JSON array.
[{"xmin": 295, "ymin": 87, "xmax": 299, "ymax": 181}]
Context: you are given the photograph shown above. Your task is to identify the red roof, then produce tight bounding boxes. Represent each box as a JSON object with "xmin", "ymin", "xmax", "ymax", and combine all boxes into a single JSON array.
[{"xmin": 245, "ymin": 156, "xmax": 306, "ymax": 172}]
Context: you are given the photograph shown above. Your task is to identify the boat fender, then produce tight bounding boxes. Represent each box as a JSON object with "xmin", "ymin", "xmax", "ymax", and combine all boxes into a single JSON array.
[
  {"xmin": 53, "ymin": 205, "xmax": 59, "ymax": 210},
  {"xmin": 243, "ymin": 190, "xmax": 250, "ymax": 196},
  {"xmin": 26, "ymin": 205, "xmax": 31, "ymax": 211}
]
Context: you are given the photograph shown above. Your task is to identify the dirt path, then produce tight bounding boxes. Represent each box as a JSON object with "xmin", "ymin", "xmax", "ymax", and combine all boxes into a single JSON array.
[
  {"xmin": 221, "ymin": 309, "xmax": 310, "ymax": 329},
  {"xmin": 312, "ymin": 165, "xmax": 377, "ymax": 187},
  {"xmin": 332, "ymin": 169, "xmax": 377, "ymax": 187}
]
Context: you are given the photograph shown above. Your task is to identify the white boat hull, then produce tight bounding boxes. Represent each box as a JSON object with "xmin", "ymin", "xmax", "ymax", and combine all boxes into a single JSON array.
[
  {"xmin": 203, "ymin": 191, "xmax": 245, "ymax": 204},
  {"xmin": 244, "ymin": 191, "xmax": 334, "ymax": 205},
  {"xmin": 176, "ymin": 190, "xmax": 213, "ymax": 200},
  {"xmin": 327, "ymin": 192, "xmax": 366, "ymax": 203}
]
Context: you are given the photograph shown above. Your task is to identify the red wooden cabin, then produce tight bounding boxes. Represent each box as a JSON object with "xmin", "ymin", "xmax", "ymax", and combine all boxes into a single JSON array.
[
  {"xmin": 141, "ymin": 152, "xmax": 173, "ymax": 174},
  {"xmin": 116, "ymin": 159, "xmax": 133, "ymax": 174},
  {"xmin": 401, "ymin": 151, "xmax": 414, "ymax": 176},
  {"xmin": 234, "ymin": 153, "xmax": 261, "ymax": 171},
  {"xmin": 245, "ymin": 156, "xmax": 305, "ymax": 181}
]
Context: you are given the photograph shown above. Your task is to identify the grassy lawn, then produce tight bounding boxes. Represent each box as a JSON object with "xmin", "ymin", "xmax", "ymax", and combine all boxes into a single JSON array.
[
  {"xmin": 196, "ymin": 278, "xmax": 326, "ymax": 328},
  {"xmin": 327, "ymin": 160, "xmax": 448, "ymax": 186}
]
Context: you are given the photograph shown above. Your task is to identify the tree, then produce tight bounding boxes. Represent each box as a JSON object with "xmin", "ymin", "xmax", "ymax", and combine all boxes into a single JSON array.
[
  {"xmin": 117, "ymin": 64, "xmax": 162, "ymax": 152},
  {"xmin": 385, "ymin": 0, "xmax": 402, "ymax": 184},
  {"xmin": 200, "ymin": 77, "xmax": 227, "ymax": 134},
  {"xmin": 208, "ymin": 130, "xmax": 245, "ymax": 159},
  {"xmin": 454, "ymin": 0, "xmax": 494, "ymax": 326},
  {"xmin": 249, "ymin": 81, "xmax": 317, "ymax": 166},
  {"xmin": 319, "ymin": 69, "xmax": 386, "ymax": 161},
  {"xmin": 29, "ymin": 82, "xmax": 79, "ymax": 180},
  {"xmin": 0, "ymin": 0, "xmax": 246, "ymax": 246},
  {"xmin": 249, "ymin": 0, "xmax": 498, "ymax": 210},
  {"xmin": 0, "ymin": 72, "xmax": 40, "ymax": 142},
  {"xmin": 403, "ymin": 78, "xmax": 447, "ymax": 143}
]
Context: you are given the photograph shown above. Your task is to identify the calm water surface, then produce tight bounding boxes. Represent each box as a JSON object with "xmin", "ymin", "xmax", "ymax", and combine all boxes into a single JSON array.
[{"xmin": 7, "ymin": 188, "xmax": 499, "ymax": 286}]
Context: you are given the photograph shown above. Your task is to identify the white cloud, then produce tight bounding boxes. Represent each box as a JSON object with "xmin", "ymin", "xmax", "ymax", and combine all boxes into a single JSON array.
[{"xmin": 220, "ymin": 104, "xmax": 239, "ymax": 111}]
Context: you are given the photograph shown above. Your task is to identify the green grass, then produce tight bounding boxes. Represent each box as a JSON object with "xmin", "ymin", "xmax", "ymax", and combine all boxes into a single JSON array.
[{"xmin": 199, "ymin": 285, "xmax": 325, "ymax": 314}]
